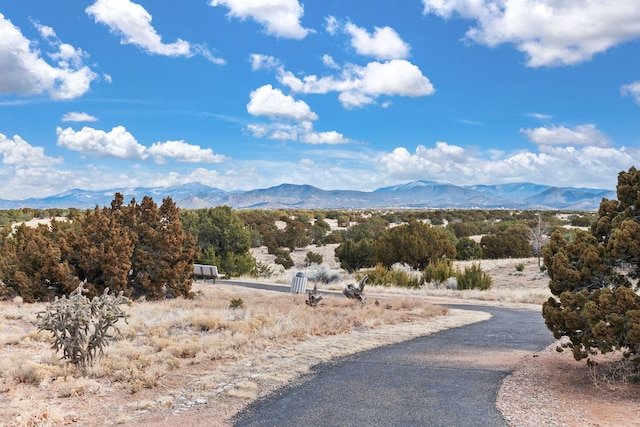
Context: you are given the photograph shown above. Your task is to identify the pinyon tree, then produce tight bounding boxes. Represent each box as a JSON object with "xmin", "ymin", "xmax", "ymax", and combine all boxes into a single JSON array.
[{"xmin": 542, "ymin": 167, "xmax": 640, "ymax": 361}]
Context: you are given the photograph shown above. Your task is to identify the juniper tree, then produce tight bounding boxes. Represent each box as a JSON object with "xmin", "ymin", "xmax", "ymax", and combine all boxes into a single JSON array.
[
  {"xmin": 128, "ymin": 196, "xmax": 198, "ymax": 299},
  {"xmin": 374, "ymin": 219, "xmax": 456, "ymax": 270},
  {"xmin": 542, "ymin": 166, "xmax": 640, "ymax": 361}
]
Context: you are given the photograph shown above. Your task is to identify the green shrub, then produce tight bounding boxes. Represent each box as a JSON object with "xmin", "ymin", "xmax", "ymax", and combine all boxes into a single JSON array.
[
  {"xmin": 229, "ymin": 297, "xmax": 244, "ymax": 309},
  {"xmin": 304, "ymin": 251, "xmax": 323, "ymax": 266},
  {"xmin": 229, "ymin": 298, "xmax": 244, "ymax": 309},
  {"xmin": 274, "ymin": 248, "xmax": 294, "ymax": 269},
  {"xmin": 423, "ymin": 259, "xmax": 456, "ymax": 286},
  {"xmin": 515, "ymin": 263, "xmax": 525, "ymax": 272},
  {"xmin": 455, "ymin": 237, "xmax": 483, "ymax": 260},
  {"xmin": 360, "ymin": 264, "xmax": 391, "ymax": 287},
  {"xmin": 36, "ymin": 283, "xmax": 131, "ymax": 368},
  {"xmin": 251, "ymin": 261, "xmax": 273, "ymax": 278},
  {"xmin": 362, "ymin": 263, "xmax": 422, "ymax": 289},
  {"xmin": 456, "ymin": 263, "xmax": 492, "ymax": 290}
]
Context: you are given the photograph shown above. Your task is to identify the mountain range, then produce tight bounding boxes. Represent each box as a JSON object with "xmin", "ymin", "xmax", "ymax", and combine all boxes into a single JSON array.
[{"xmin": 0, "ymin": 181, "xmax": 615, "ymax": 211}]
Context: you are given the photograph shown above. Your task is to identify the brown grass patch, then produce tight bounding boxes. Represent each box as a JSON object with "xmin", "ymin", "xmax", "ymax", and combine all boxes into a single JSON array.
[{"xmin": 0, "ymin": 282, "xmax": 467, "ymax": 426}]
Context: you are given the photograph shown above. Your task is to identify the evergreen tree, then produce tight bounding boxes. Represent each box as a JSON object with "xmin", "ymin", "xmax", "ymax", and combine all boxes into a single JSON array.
[
  {"xmin": 374, "ymin": 219, "xmax": 456, "ymax": 269},
  {"xmin": 128, "ymin": 196, "xmax": 198, "ymax": 299},
  {"xmin": 180, "ymin": 206, "xmax": 254, "ymax": 277},
  {"xmin": 542, "ymin": 167, "xmax": 640, "ymax": 361},
  {"xmin": 71, "ymin": 204, "xmax": 134, "ymax": 297}
]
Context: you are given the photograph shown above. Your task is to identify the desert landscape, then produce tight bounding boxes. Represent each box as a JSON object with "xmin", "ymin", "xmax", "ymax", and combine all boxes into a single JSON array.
[{"xmin": 2, "ymin": 243, "xmax": 640, "ymax": 426}]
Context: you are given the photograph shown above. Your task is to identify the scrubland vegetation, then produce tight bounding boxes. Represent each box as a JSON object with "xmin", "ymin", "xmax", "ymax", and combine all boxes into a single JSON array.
[{"xmin": 0, "ymin": 166, "xmax": 638, "ymax": 425}]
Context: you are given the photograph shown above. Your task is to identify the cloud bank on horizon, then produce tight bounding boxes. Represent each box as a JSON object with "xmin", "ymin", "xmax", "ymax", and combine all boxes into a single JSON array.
[{"xmin": 0, "ymin": 0, "xmax": 639, "ymax": 200}]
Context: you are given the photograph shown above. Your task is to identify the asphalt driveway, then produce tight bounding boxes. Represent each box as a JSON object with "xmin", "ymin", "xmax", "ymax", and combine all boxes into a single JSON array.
[{"xmin": 232, "ymin": 304, "xmax": 554, "ymax": 427}]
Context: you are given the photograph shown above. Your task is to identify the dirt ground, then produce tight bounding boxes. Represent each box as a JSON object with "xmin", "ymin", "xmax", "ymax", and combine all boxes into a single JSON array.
[{"xmin": 2, "ymin": 248, "xmax": 640, "ymax": 426}]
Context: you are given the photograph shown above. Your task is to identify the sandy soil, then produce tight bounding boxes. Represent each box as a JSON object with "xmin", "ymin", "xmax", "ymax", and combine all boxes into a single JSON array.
[{"xmin": 2, "ymin": 246, "xmax": 640, "ymax": 426}]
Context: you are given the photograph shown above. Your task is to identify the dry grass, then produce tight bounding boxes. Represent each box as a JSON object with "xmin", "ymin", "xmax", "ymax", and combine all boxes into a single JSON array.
[
  {"xmin": 0, "ymin": 281, "xmax": 469, "ymax": 426},
  {"xmin": 0, "ymin": 248, "xmax": 552, "ymax": 426}
]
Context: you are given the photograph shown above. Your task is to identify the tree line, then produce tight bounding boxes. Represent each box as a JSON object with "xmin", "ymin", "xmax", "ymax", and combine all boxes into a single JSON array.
[{"xmin": 1, "ymin": 191, "xmax": 593, "ymax": 302}]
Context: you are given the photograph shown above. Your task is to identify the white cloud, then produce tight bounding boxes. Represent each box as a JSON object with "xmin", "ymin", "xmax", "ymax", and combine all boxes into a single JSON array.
[
  {"xmin": 148, "ymin": 140, "xmax": 227, "ymax": 164},
  {"xmin": 301, "ymin": 130, "xmax": 350, "ymax": 145},
  {"xmin": 56, "ymin": 126, "xmax": 148, "ymax": 160},
  {"xmin": 249, "ymin": 53, "xmax": 281, "ymax": 71},
  {"xmin": 325, "ymin": 15, "xmax": 339, "ymax": 36},
  {"xmin": 62, "ymin": 112, "xmax": 99, "ymax": 122},
  {"xmin": 246, "ymin": 121, "xmax": 350, "ymax": 145},
  {"xmin": 278, "ymin": 59, "xmax": 435, "ymax": 108},
  {"xmin": 56, "ymin": 126, "xmax": 229, "ymax": 164},
  {"xmin": 210, "ymin": 0, "xmax": 310, "ymax": 39},
  {"xmin": 0, "ymin": 133, "xmax": 63, "ymax": 167},
  {"xmin": 377, "ymin": 142, "xmax": 638, "ymax": 189},
  {"xmin": 344, "ymin": 22, "xmax": 410, "ymax": 60},
  {"xmin": 247, "ymin": 84, "xmax": 318, "ymax": 121},
  {"xmin": 322, "ymin": 54, "xmax": 340, "ymax": 70},
  {"xmin": 621, "ymin": 81, "xmax": 640, "ymax": 104},
  {"xmin": 423, "ymin": 0, "xmax": 640, "ymax": 67},
  {"xmin": 526, "ymin": 112, "xmax": 553, "ymax": 120},
  {"xmin": 521, "ymin": 124, "xmax": 610, "ymax": 147},
  {"xmin": 86, "ymin": 0, "xmax": 224, "ymax": 63},
  {"xmin": 0, "ymin": 14, "xmax": 97, "ymax": 99}
]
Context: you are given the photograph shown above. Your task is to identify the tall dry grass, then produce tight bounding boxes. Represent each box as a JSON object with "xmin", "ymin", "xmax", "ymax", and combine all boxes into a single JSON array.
[{"xmin": 0, "ymin": 282, "xmax": 450, "ymax": 426}]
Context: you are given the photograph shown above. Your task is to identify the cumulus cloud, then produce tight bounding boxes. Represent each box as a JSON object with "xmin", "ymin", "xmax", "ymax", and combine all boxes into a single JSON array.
[
  {"xmin": 247, "ymin": 85, "xmax": 318, "ymax": 121},
  {"xmin": 245, "ymin": 85, "xmax": 351, "ymax": 144},
  {"xmin": 62, "ymin": 112, "xmax": 99, "ymax": 122},
  {"xmin": 148, "ymin": 140, "xmax": 227, "ymax": 164},
  {"xmin": 0, "ymin": 133, "xmax": 63, "ymax": 167},
  {"xmin": 377, "ymin": 141, "xmax": 637, "ymax": 189},
  {"xmin": 422, "ymin": 0, "xmax": 640, "ymax": 67},
  {"xmin": 301, "ymin": 130, "xmax": 350, "ymax": 145},
  {"xmin": 86, "ymin": 0, "xmax": 224, "ymax": 64},
  {"xmin": 210, "ymin": 0, "xmax": 310, "ymax": 39},
  {"xmin": 344, "ymin": 22, "xmax": 410, "ymax": 60},
  {"xmin": 56, "ymin": 126, "xmax": 228, "ymax": 164},
  {"xmin": 246, "ymin": 121, "xmax": 350, "ymax": 145},
  {"xmin": 278, "ymin": 59, "xmax": 435, "ymax": 108},
  {"xmin": 521, "ymin": 124, "xmax": 610, "ymax": 147},
  {"xmin": 0, "ymin": 13, "xmax": 97, "ymax": 99},
  {"xmin": 621, "ymin": 81, "xmax": 640, "ymax": 104},
  {"xmin": 57, "ymin": 126, "xmax": 148, "ymax": 160}
]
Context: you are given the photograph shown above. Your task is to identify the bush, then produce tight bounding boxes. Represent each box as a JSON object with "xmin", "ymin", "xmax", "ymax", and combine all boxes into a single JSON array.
[
  {"xmin": 374, "ymin": 220, "xmax": 456, "ymax": 269},
  {"xmin": 362, "ymin": 263, "xmax": 422, "ymax": 289},
  {"xmin": 309, "ymin": 264, "xmax": 340, "ymax": 284},
  {"xmin": 456, "ymin": 263, "xmax": 492, "ymax": 290},
  {"xmin": 274, "ymin": 248, "xmax": 294, "ymax": 269},
  {"xmin": 335, "ymin": 238, "xmax": 375, "ymax": 272},
  {"xmin": 515, "ymin": 263, "xmax": 525, "ymax": 272},
  {"xmin": 423, "ymin": 259, "xmax": 456, "ymax": 287},
  {"xmin": 251, "ymin": 261, "xmax": 273, "ymax": 278},
  {"xmin": 305, "ymin": 251, "xmax": 323, "ymax": 266},
  {"xmin": 455, "ymin": 237, "xmax": 483, "ymax": 260},
  {"xmin": 36, "ymin": 283, "xmax": 130, "ymax": 368},
  {"xmin": 229, "ymin": 297, "xmax": 244, "ymax": 309}
]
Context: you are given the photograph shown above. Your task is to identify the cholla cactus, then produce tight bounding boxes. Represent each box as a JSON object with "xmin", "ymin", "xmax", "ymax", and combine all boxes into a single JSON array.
[{"xmin": 37, "ymin": 282, "xmax": 131, "ymax": 368}]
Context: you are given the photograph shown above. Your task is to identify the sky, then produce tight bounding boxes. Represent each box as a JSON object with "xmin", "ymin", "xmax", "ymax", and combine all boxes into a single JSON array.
[{"xmin": 1, "ymin": 0, "xmax": 640, "ymax": 200}]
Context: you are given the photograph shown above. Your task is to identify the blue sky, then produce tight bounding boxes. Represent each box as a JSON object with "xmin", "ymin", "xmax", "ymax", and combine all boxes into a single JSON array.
[{"xmin": 1, "ymin": 0, "xmax": 639, "ymax": 200}]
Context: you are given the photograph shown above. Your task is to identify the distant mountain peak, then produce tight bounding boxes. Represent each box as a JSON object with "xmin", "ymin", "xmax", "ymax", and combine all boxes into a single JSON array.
[{"xmin": 0, "ymin": 181, "xmax": 614, "ymax": 210}]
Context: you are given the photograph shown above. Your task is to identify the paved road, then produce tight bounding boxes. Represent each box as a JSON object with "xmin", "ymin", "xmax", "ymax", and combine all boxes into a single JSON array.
[{"xmin": 231, "ymin": 304, "xmax": 554, "ymax": 427}]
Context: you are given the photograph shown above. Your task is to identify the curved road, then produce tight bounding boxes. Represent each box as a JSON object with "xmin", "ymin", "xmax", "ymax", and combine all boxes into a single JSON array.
[{"xmin": 231, "ymin": 303, "xmax": 554, "ymax": 427}]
